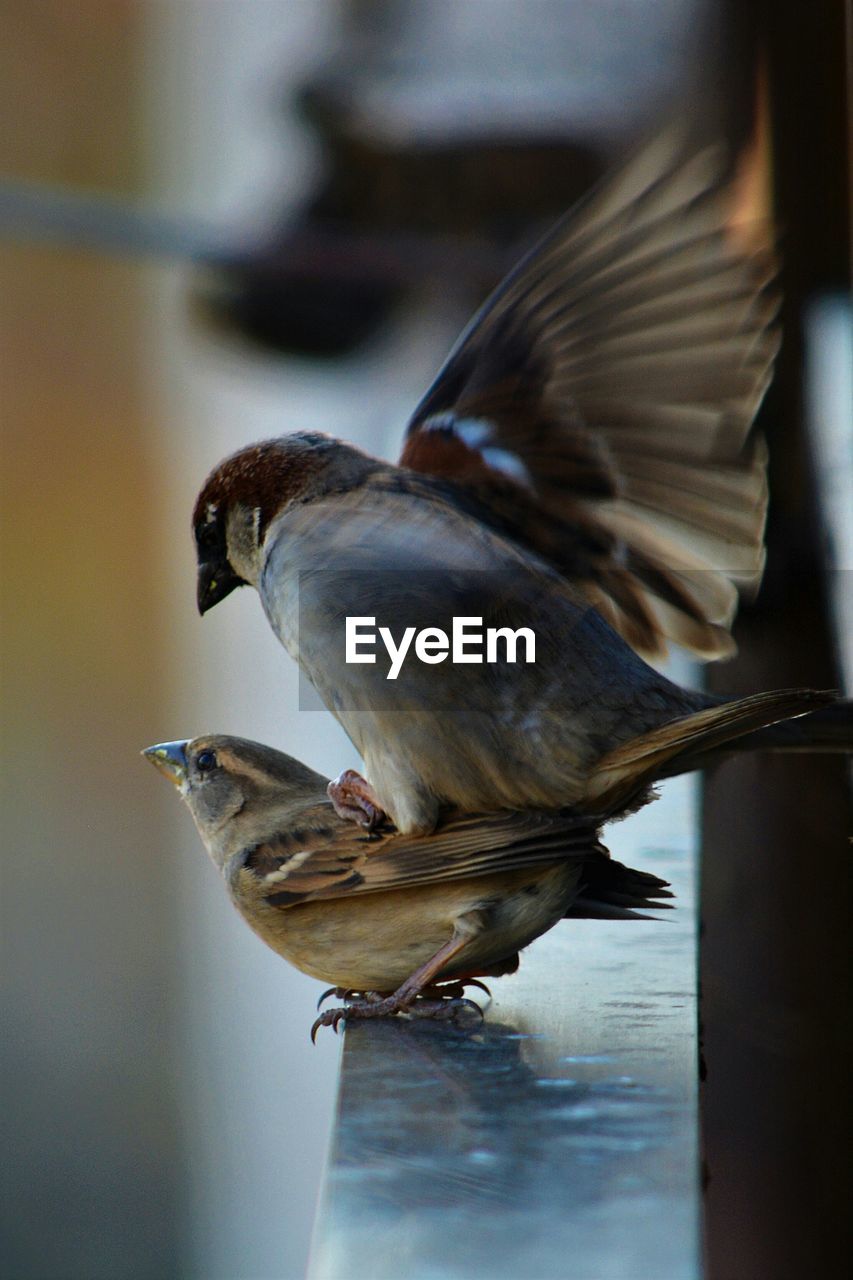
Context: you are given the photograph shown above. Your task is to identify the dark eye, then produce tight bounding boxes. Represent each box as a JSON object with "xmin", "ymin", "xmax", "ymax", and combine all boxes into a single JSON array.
[
  {"xmin": 196, "ymin": 749, "xmax": 218, "ymax": 773},
  {"xmin": 196, "ymin": 520, "xmax": 220, "ymax": 553}
]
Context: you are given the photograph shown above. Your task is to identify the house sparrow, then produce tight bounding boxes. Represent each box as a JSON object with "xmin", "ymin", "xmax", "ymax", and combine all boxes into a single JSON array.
[
  {"xmin": 143, "ymin": 734, "xmax": 673, "ymax": 1037},
  {"xmin": 191, "ymin": 136, "xmax": 842, "ymax": 834}
]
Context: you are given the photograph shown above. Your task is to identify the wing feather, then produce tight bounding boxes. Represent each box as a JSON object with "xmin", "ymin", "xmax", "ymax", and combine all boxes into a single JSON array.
[
  {"xmin": 400, "ymin": 131, "xmax": 776, "ymax": 660},
  {"xmin": 239, "ymin": 808, "xmax": 604, "ymax": 908}
]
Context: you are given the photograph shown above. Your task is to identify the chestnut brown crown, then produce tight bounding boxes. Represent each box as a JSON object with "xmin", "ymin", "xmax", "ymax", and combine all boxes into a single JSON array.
[{"xmin": 193, "ymin": 432, "xmax": 382, "ymax": 614}]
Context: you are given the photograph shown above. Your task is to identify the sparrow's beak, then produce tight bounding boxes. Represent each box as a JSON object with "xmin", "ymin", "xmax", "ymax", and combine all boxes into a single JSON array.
[
  {"xmin": 197, "ymin": 560, "xmax": 245, "ymax": 615},
  {"xmin": 143, "ymin": 740, "xmax": 190, "ymax": 789}
]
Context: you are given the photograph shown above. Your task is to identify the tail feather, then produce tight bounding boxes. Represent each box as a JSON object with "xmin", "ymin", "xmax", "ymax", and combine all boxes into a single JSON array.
[
  {"xmin": 566, "ymin": 857, "xmax": 674, "ymax": 920},
  {"xmin": 585, "ymin": 688, "xmax": 837, "ymax": 813},
  {"xmin": 705, "ymin": 699, "xmax": 853, "ymax": 755}
]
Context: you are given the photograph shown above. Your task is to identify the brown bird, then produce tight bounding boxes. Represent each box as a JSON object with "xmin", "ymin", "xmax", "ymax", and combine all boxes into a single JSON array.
[
  {"xmin": 191, "ymin": 136, "xmax": 844, "ymax": 834},
  {"xmin": 143, "ymin": 735, "xmax": 674, "ymax": 1037}
]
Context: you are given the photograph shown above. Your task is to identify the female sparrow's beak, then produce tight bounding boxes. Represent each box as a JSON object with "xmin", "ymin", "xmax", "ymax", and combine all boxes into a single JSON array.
[{"xmin": 143, "ymin": 741, "xmax": 190, "ymax": 789}]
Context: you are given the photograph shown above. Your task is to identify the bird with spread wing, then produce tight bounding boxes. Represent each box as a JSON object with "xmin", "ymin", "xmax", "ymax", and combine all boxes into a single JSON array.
[{"xmin": 191, "ymin": 134, "xmax": 844, "ymax": 837}]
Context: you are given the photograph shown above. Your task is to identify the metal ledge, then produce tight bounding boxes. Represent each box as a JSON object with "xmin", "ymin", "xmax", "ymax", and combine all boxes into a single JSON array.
[{"xmin": 309, "ymin": 770, "xmax": 700, "ymax": 1280}]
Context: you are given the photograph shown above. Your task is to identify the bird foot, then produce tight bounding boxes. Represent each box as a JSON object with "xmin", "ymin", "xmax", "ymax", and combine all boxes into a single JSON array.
[
  {"xmin": 419, "ymin": 978, "xmax": 492, "ymax": 1003},
  {"xmin": 316, "ymin": 977, "xmax": 490, "ymax": 1011},
  {"xmin": 407, "ymin": 997, "xmax": 484, "ymax": 1023},
  {"xmin": 311, "ymin": 986, "xmax": 485, "ymax": 1041},
  {"xmin": 327, "ymin": 769, "xmax": 389, "ymax": 831}
]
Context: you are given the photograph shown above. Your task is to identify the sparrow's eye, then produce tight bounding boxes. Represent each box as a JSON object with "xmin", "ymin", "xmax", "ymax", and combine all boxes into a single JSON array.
[
  {"xmin": 196, "ymin": 521, "xmax": 219, "ymax": 553},
  {"xmin": 195, "ymin": 750, "xmax": 218, "ymax": 773}
]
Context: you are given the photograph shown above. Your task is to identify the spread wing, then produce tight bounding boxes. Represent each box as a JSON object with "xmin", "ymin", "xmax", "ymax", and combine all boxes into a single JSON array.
[
  {"xmin": 399, "ymin": 133, "xmax": 777, "ymax": 660},
  {"xmin": 236, "ymin": 805, "xmax": 605, "ymax": 908}
]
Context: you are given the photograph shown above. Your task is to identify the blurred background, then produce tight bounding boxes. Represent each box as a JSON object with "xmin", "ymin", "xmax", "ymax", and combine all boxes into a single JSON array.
[{"xmin": 0, "ymin": 3, "xmax": 849, "ymax": 1278}]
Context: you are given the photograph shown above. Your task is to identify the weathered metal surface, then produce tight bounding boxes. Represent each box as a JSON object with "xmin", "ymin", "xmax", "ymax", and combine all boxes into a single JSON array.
[{"xmin": 309, "ymin": 766, "xmax": 700, "ymax": 1280}]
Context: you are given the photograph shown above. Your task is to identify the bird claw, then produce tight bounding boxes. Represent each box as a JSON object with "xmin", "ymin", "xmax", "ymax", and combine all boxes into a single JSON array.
[
  {"xmin": 316, "ymin": 986, "xmax": 351, "ymax": 1010},
  {"xmin": 421, "ymin": 977, "xmax": 492, "ymax": 1004},
  {"xmin": 311, "ymin": 1006, "xmax": 349, "ymax": 1043},
  {"xmin": 465, "ymin": 978, "xmax": 492, "ymax": 1001},
  {"xmin": 309, "ymin": 984, "xmax": 486, "ymax": 1040},
  {"xmin": 316, "ymin": 986, "xmax": 387, "ymax": 1010},
  {"xmin": 408, "ymin": 996, "xmax": 485, "ymax": 1023},
  {"xmin": 327, "ymin": 770, "xmax": 389, "ymax": 831}
]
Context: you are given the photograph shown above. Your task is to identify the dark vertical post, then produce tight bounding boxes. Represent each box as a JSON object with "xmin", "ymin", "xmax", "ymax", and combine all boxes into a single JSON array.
[{"xmin": 702, "ymin": 3, "xmax": 851, "ymax": 1277}]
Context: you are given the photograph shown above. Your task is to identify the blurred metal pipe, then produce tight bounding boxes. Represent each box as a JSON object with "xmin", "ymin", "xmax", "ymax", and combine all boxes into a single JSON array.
[
  {"xmin": 0, "ymin": 177, "xmax": 507, "ymax": 283},
  {"xmin": 0, "ymin": 177, "xmax": 234, "ymax": 260}
]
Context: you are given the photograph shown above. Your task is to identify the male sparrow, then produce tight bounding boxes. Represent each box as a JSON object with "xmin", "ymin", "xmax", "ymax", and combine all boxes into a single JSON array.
[{"xmin": 191, "ymin": 136, "xmax": 842, "ymax": 834}]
